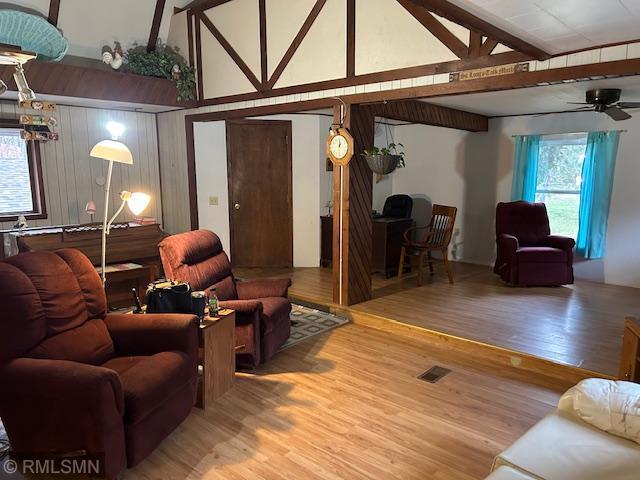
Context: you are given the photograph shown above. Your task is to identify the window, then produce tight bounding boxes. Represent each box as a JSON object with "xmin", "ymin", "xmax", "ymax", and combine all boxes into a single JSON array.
[
  {"xmin": 0, "ymin": 122, "xmax": 46, "ymax": 221},
  {"xmin": 535, "ymin": 133, "xmax": 587, "ymax": 239}
]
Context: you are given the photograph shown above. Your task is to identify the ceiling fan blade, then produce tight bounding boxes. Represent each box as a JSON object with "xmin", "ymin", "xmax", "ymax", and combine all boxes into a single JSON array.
[
  {"xmin": 604, "ymin": 106, "xmax": 632, "ymax": 121},
  {"xmin": 617, "ymin": 102, "xmax": 640, "ymax": 109},
  {"xmin": 567, "ymin": 102, "xmax": 591, "ymax": 105}
]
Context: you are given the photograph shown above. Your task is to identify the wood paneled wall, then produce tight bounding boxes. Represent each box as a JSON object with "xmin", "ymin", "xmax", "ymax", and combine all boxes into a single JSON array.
[
  {"xmin": 0, "ymin": 102, "xmax": 163, "ymax": 231},
  {"xmin": 156, "ymin": 108, "xmax": 192, "ymax": 234}
]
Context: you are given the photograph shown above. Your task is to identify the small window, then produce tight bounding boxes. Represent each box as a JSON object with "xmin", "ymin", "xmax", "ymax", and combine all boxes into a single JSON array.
[
  {"xmin": 0, "ymin": 123, "xmax": 46, "ymax": 221},
  {"xmin": 535, "ymin": 133, "xmax": 587, "ymax": 239}
]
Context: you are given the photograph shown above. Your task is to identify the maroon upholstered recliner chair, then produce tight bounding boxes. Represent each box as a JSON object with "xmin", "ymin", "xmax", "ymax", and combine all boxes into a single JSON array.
[
  {"xmin": 494, "ymin": 201, "xmax": 575, "ymax": 286},
  {"xmin": 159, "ymin": 230, "xmax": 292, "ymax": 366},
  {"xmin": 0, "ymin": 249, "xmax": 199, "ymax": 479}
]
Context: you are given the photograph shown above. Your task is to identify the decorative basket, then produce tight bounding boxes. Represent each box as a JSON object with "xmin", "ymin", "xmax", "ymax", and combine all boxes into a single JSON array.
[{"xmin": 363, "ymin": 154, "xmax": 402, "ymax": 175}]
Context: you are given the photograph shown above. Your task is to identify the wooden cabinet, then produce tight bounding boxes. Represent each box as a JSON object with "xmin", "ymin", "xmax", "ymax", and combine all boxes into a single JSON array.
[{"xmin": 320, "ymin": 215, "xmax": 412, "ymax": 278}]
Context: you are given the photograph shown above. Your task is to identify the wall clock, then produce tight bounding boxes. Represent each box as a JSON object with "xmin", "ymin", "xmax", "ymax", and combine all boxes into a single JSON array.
[{"xmin": 326, "ymin": 127, "xmax": 354, "ymax": 166}]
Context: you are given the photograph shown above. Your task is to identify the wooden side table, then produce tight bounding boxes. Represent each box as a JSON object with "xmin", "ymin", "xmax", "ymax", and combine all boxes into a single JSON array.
[{"xmin": 197, "ymin": 309, "xmax": 236, "ymax": 409}]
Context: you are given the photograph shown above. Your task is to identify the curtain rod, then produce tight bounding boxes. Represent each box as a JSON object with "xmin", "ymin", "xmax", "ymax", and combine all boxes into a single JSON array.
[{"xmin": 511, "ymin": 130, "xmax": 627, "ymax": 138}]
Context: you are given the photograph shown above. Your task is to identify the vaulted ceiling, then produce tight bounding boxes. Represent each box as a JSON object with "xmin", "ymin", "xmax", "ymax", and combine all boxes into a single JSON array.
[{"xmin": 448, "ymin": 0, "xmax": 640, "ymax": 54}]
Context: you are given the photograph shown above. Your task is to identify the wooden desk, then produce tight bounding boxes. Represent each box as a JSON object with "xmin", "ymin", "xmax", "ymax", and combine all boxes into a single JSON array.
[
  {"xmin": 101, "ymin": 264, "xmax": 152, "ymax": 309},
  {"xmin": 320, "ymin": 215, "xmax": 412, "ymax": 277},
  {"xmin": 197, "ymin": 309, "xmax": 236, "ymax": 409}
]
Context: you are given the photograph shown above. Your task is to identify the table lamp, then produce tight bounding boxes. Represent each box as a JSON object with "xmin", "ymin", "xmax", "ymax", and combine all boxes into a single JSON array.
[{"xmin": 90, "ymin": 122, "xmax": 151, "ymax": 285}]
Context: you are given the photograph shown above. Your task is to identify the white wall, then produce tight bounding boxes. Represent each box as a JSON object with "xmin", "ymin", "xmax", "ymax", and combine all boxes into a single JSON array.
[
  {"xmin": 372, "ymin": 123, "xmax": 471, "ymax": 261},
  {"xmin": 380, "ymin": 113, "xmax": 640, "ymax": 288},
  {"xmin": 194, "ymin": 121, "xmax": 230, "ymax": 251},
  {"xmin": 194, "ymin": 114, "xmax": 327, "ymax": 267}
]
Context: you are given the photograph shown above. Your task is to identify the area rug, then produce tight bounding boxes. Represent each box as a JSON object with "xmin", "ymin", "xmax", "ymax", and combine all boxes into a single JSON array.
[{"xmin": 279, "ymin": 304, "xmax": 349, "ymax": 351}]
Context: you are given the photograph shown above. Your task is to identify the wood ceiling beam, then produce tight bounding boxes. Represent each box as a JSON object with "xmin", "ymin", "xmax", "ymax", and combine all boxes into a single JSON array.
[
  {"xmin": 408, "ymin": 0, "xmax": 550, "ymax": 61},
  {"xmin": 373, "ymin": 99, "xmax": 487, "ymax": 131},
  {"xmin": 479, "ymin": 38, "xmax": 498, "ymax": 56},
  {"xmin": 259, "ymin": 0, "xmax": 267, "ymax": 85},
  {"xmin": 468, "ymin": 31, "xmax": 482, "ymax": 58},
  {"xmin": 0, "ymin": 61, "xmax": 184, "ymax": 107},
  {"xmin": 48, "ymin": 0, "xmax": 61, "ymax": 26},
  {"xmin": 397, "ymin": 0, "xmax": 468, "ymax": 59},
  {"xmin": 147, "ymin": 0, "xmax": 166, "ymax": 52},
  {"xmin": 176, "ymin": 0, "xmax": 232, "ymax": 13},
  {"xmin": 199, "ymin": 11, "xmax": 262, "ymax": 91},
  {"xmin": 347, "ymin": 0, "xmax": 356, "ymax": 77},
  {"xmin": 266, "ymin": 0, "xmax": 327, "ymax": 89}
]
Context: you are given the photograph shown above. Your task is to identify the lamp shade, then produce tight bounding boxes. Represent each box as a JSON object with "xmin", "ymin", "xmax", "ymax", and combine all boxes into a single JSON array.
[
  {"xmin": 90, "ymin": 140, "xmax": 133, "ymax": 164},
  {"xmin": 127, "ymin": 192, "xmax": 151, "ymax": 216}
]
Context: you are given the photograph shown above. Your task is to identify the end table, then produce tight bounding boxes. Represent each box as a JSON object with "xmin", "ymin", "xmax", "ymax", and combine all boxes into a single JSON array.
[{"xmin": 197, "ymin": 309, "xmax": 236, "ymax": 409}]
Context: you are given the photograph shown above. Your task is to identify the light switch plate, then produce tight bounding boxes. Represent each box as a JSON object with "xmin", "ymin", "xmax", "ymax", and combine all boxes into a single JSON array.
[{"xmin": 208, "ymin": 196, "xmax": 218, "ymax": 206}]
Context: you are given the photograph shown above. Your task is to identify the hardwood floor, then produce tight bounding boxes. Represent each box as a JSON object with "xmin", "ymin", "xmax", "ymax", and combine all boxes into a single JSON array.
[
  {"xmin": 127, "ymin": 323, "xmax": 568, "ymax": 480},
  {"xmin": 236, "ymin": 263, "xmax": 640, "ymax": 376}
]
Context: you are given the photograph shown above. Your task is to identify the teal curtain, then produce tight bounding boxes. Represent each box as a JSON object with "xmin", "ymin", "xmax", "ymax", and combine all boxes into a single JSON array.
[
  {"xmin": 511, "ymin": 135, "xmax": 540, "ymax": 202},
  {"xmin": 576, "ymin": 131, "xmax": 620, "ymax": 259}
]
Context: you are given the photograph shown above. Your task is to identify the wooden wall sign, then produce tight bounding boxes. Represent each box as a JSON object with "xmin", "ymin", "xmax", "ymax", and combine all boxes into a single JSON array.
[
  {"xmin": 19, "ymin": 114, "xmax": 57, "ymax": 127},
  {"xmin": 449, "ymin": 62, "xmax": 529, "ymax": 82},
  {"xmin": 19, "ymin": 100, "xmax": 57, "ymax": 111},
  {"xmin": 326, "ymin": 126, "xmax": 354, "ymax": 166}
]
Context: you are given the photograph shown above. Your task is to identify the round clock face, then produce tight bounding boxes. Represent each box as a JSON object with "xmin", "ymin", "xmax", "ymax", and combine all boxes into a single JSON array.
[{"xmin": 330, "ymin": 134, "xmax": 349, "ymax": 159}]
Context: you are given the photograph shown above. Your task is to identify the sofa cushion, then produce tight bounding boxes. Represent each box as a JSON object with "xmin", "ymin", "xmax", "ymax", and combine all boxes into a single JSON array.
[
  {"xmin": 494, "ymin": 410, "xmax": 640, "ymax": 480},
  {"xmin": 260, "ymin": 297, "xmax": 292, "ymax": 335},
  {"xmin": 26, "ymin": 319, "xmax": 114, "ymax": 365},
  {"xmin": 517, "ymin": 247, "xmax": 567, "ymax": 263},
  {"xmin": 559, "ymin": 379, "xmax": 640, "ymax": 444},
  {"xmin": 485, "ymin": 466, "xmax": 537, "ymax": 480},
  {"xmin": 102, "ymin": 351, "xmax": 193, "ymax": 425}
]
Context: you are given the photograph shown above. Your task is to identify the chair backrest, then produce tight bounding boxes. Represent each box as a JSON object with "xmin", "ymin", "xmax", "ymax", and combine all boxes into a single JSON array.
[
  {"xmin": 0, "ymin": 249, "xmax": 113, "ymax": 364},
  {"xmin": 426, "ymin": 204, "xmax": 457, "ymax": 248},
  {"xmin": 158, "ymin": 230, "xmax": 238, "ymax": 300},
  {"xmin": 496, "ymin": 201, "xmax": 550, "ymax": 246},
  {"xmin": 382, "ymin": 194, "xmax": 413, "ymax": 219}
]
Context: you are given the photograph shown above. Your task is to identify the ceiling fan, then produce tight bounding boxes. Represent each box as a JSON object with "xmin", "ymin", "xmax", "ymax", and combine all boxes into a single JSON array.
[{"xmin": 566, "ymin": 88, "xmax": 640, "ymax": 121}]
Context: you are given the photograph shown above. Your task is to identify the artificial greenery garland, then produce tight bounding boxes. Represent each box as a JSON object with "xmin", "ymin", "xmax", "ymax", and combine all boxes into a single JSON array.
[{"xmin": 125, "ymin": 44, "xmax": 196, "ymax": 102}]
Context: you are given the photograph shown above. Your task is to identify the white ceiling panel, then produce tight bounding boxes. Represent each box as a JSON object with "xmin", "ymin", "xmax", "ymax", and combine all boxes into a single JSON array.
[
  {"xmin": 448, "ymin": 0, "xmax": 640, "ymax": 55},
  {"xmin": 421, "ymin": 76, "xmax": 640, "ymax": 117}
]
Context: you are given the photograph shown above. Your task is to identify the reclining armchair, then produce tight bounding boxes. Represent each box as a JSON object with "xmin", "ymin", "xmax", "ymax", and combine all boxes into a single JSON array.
[
  {"xmin": 159, "ymin": 230, "xmax": 292, "ymax": 366},
  {"xmin": 0, "ymin": 249, "xmax": 199, "ymax": 479},
  {"xmin": 494, "ymin": 201, "xmax": 575, "ymax": 286}
]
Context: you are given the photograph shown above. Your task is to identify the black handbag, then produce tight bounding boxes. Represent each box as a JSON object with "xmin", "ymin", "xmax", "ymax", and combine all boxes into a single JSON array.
[{"xmin": 145, "ymin": 280, "xmax": 193, "ymax": 314}]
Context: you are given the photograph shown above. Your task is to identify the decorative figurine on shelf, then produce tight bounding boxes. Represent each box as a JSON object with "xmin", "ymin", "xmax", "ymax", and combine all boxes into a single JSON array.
[
  {"xmin": 13, "ymin": 214, "xmax": 27, "ymax": 232},
  {"xmin": 101, "ymin": 42, "xmax": 124, "ymax": 70}
]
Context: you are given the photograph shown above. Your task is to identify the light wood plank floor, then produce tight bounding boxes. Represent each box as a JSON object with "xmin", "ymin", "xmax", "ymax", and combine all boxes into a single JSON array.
[
  {"xmin": 236, "ymin": 264, "xmax": 640, "ymax": 376},
  {"xmin": 127, "ymin": 323, "xmax": 568, "ymax": 480}
]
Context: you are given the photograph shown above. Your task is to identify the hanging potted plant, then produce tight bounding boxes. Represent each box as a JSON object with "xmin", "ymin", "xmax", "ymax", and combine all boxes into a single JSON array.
[{"xmin": 362, "ymin": 142, "xmax": 406, "ymax": 175}]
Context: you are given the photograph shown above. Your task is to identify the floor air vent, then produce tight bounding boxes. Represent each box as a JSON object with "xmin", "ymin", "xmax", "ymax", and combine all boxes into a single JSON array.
[{"xmin": 418, "ymin": 366, "xmax": 451, "ymax": 383}]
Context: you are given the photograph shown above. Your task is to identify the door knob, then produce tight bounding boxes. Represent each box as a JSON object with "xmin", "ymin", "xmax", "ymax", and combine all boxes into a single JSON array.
[{"xmin": 234, "ymin": 203, "xmax": 240, "ymax": 210}]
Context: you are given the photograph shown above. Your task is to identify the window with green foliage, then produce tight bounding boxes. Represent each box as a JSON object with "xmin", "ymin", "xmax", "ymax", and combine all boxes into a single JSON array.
[{"xmin": 535, "ymin": 133, "xmax": 587, "ymax": 239}]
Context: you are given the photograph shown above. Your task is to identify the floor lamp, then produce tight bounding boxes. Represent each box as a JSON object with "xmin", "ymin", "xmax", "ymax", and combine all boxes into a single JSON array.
[{"xmin": 90, "ymin": 122, "xmax": 150, "ymax": 285}]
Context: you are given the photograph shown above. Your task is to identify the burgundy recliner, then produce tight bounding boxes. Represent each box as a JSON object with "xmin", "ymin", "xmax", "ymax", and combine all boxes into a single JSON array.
[
  {"xmin": 159, "ymin": 230, "xmax": 292, "ymax": 366},
  {"xmin": 494, "ymin": 201, "xmax": 575, "ymax": 286},
  {"xmin": 0, "ymin": 249, "xmax": 199, "ymax": 479}
]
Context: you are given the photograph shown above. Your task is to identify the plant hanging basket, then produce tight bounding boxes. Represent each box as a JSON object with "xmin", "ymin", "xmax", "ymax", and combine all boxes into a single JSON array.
[{"xmin": 363, "ymin": 154, "xmax": 402, "ymax": 175}]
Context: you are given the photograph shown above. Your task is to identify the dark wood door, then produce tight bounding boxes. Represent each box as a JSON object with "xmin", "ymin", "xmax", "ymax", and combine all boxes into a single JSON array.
[{"xmin": 226, "ymin": 119, "xmax": 293, "ymax": 268}]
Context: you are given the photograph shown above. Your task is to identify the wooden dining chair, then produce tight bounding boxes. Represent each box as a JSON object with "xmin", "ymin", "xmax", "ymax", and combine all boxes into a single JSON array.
[{"xmin": 397, "ymin": 204, "xmax": 457, "ymax": 285}]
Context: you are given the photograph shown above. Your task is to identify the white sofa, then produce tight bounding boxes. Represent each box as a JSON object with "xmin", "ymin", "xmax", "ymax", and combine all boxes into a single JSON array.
[{"xmin": 487, "ymin": 409, "xmax": 640, "ymax": 480}]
